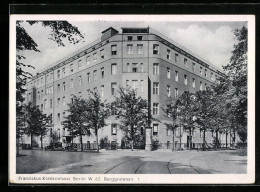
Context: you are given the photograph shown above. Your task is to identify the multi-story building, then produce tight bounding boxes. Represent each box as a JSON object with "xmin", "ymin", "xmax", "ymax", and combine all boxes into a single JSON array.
[{"xmin": 23, "ymin": 27, "xmax": 233, "ymax": 150}]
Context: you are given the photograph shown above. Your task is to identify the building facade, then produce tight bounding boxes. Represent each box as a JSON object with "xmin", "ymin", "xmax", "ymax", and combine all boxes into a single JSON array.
[{"xmin": 23, "ymin": 27, "xmax": 234, "ymax": 150}]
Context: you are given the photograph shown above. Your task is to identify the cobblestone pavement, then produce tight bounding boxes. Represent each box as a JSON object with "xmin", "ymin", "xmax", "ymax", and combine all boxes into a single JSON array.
[{"xmin": 16, "ymin": 149, "xmax": 247, "ymax": 174}]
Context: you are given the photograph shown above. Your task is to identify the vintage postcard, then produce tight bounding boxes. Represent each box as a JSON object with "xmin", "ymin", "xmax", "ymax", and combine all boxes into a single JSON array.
[{"xmin": 9, "ymin": 14, "xmax": 255, "ymax": 184}]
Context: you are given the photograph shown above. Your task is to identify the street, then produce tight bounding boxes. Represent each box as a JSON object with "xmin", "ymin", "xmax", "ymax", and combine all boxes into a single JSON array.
[{"xmin": 16, "ymin": 149, "xmax": 247, "ymax": 174}]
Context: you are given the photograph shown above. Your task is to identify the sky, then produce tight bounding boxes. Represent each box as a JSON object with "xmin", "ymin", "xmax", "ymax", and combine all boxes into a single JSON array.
[{"xmin": 19, "ymin": 20, "xmax": 247, "ymax": 76}]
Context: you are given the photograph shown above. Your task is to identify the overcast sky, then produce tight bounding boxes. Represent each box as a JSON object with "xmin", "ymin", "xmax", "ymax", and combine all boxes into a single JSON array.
[{"xmin": 19, "ymin": 21, "xmax": 247, "ymax": 76}]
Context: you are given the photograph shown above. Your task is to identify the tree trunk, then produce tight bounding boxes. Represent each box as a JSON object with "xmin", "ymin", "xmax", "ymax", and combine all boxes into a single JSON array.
[
  {"xmin": 16, "ymin": 138, "xmax": 19, "ymax": 156},
  {"xmin": 131, "ymin": 125, "xmax": 134, "ymax": 151},
  {"xmin": 31, "ymin": 133, "xmax": 33, "ymax": 150},
  {"xmin": 172, "ymin": 134, "xmax": 175, "ymax": 152},
  {"xmin": 179, "ymin": 127, "xmax": 182, "ymax": 150},
  {"xmin": 40, "ymin": 134, "xmax": 43, "ymax": 150},
  {"xmin": 189, "ymin": 127, "xmax": 191, "ymax": 151},
  {"xmin": 96, "ymin": 128, "xmax": 99, "ymax": 153},
  {"xmin": 226, "ymin": 131, "xmax": 228, "ymax": 149},
  {"xmin": 216, "ymin": 131, "xmax": 219, "ymax": 149},
  {"xmin": 203, "ymin": 129, "xmax": 206, "ymax": 151},
  {"xmin": 80, "ymin": 134, "xmax": 83, "ymax": 152}
]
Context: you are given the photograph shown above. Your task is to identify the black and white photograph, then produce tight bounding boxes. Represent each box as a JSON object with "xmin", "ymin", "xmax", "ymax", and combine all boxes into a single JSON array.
[{"xmin": 9, "ymin": 14, "xmax": 255, "ymax": 184}]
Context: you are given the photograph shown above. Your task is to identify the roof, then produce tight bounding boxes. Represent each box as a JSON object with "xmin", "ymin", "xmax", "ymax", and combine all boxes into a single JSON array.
[{"xmin": 101, "ymin": 27, "xmax": 119, "ymax": 34}]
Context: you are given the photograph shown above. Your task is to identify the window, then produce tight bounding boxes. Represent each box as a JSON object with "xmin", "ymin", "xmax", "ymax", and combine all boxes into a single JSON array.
[
  {"xmin": 57, "ymin": 113, "xmax": 60, "ymax": 122},
  {"xmin": 86, "ymin": 56, "xmax": 90, "ymax": 65},
  {"xmin": 132, "ymin": 63, "xmax": 138, "ymax": 72},
  {"xmin": 111, "ymin": 45, "xmax": 117, "ymax": 55},
  {"xmin": 100, "ymin": 49, "xmax": 104, "ymax": 59},
  {"xmin": 78, "ymin": 60, "xmax": 82, "ymax": 69},
  {"xmin": 44, "ymin": 99, "xmax": 47, "ymax": 109},
  {"xmin": 50, "ymin": 86, "xmax": 53, "ymax": 94},
  {"xmin": 184, "ymin": 75, "xmax": 188, "ymax": 85},
  {"xmin": 205, "ymin": 83, "xmax": 207, "ymax": 90},
  {"xmin": 137, "ymin": 36, "xmax": 143, "ymax": 40},
  {"xmin": 200, "ymin": 81, "xmax": 203, "ymax": 91},
  {"xmin": 62, "ymin": 67, "xmax": 66, "ymax": 75},
  {"xmin": 87, "ymin": 73, "xmax": 90, "ymax": 83},
  {"xmin": 111, "ymin": 124, "xmax": 117, "ymax": 135},
  {"xmin": 175, "ymin": 71, "xmax": 178, "ymax": 82},
  {"xmin": 70, "ymin": 79, "xmax": 74, "ymax": 88},
  {"xmin": 57, "ymin": 84, "xmax": 60, "ymax": 92},
  {"xmin": 111, "ymin": 103, "xmax": 116, "ymax": 115},
  {"xmin": 167, "ymin": 85, "xmax": 170, "ymax": 97},
  {"xmin": 79, "ymin": 76, "xmax": 82, "ymax": 85},
  {"xmin": 41, "ymin": 77, "xmax": 43, "ymax": 84},
  {"xmin": 37, "ymin": 79, "xmax": 39, "ymax": 85},
  {"xmin": 50, "ymin": 99, "xmax": 53, "ymax": 109},
  {"xmin": 127, "ymin": 44, "xmax": 133, "ymax": 54},
  {"xmin": 192, "ymin": 63, "xmax": 195, "ymax": 71},
  {"xmin": 62, "ymin": 112, "xmax": 65, "ymax": 121},
  {"xmin": 126, "ymin": 80, "xmax": 129, "ymax": 87},
  {"xmin": 111, "ymin": 64, "xmax": 117, "ymax": 75},
  {"xmin": 175, "ymin": 53, "xmax": 179, "ymax": 63},
  {"xmin": 100, "ymin": 85, "xmax": 104, "ymax": 97},
  {"xmin": 63, "ymin": 97, "xmax": 66, "ymax": 106},
  {"xmin": 111, "ymin": 83, "xmax": 117, "ymax": 95},
  {"xmin": 93, "ymin": 70, "xmax": 97, "ymax": 81},
  {"xmin": 101, "ymin": 67, "xmax": 104, "ymax": 78},
  {"xmin": 63, "ymin": 82, "xmax": 66, "ymax": 91},
  {"xmin": 211, "ymin": 72, "xmax": 214, "ymax": 80},
  {"xmin": 50, "ymin": 73, "xmax": 53, "ymax": 80},
  {"xmin": 127, "ymin": 36, "xmax": 133, "ymax": 41},
  {"xmin": 200, "ymin": 66, "xmax": 203, "ymax": 75},
  {"xmin": 167, "ymin": 49, "xmax": 171, "ymax": 59},
  {"xmin": 167, "ymin": 128, "xmax": 171, "ymax": 136},
  {"xmin": 184, "ymin": 58, "xmax": 188, "ymax": 68},
  {"xmin": 87, "ymin": 90, "xmax": 90, "ymax": 97},
  {"xmin": 47, "ymin": 74, "xmax": 49, "ymax": 82},
  {"xmin": 153, "ymin": 103, "xmax": 159, "ymax": 115},
  {"xmin": 57, "ymin": 70, "xmax": 60, "ymax": 78},
  {"xmin": 153, "ymin": 44, "xmax": 159, "ymax": 54},
  {"xmin": 167, "ymin": 68, "xmax": 170, "ymax": 79},
  {"xmin": 192, "ymin": 78, "xmax": 195, "ymax": 88},
  {"xmin": 41, "ymin": 104, "xmax": 43, "ymax": 111},
  {"xmin": 200, "ymin": 130, "xmax": 203, "ymax": 138},
  {"xmin": 93, "ymin": 53, "xmax": 97, "ymax": 63},
  {"xmin": 132, "ymin": 80, "xmax": 138, "ymax": 90},
  {"xmin": 205, "ymin": 69, "xmax": 207, "ymax": 77},
  {"xmin": 57, "ymin": 98, "xmax": 60, "ymax": 106},
  {"xmin": 153, "ymin": 82, "xmax": 159, "ymax": 95},
  {"xmin": 140, "ymin": 63, "xmax": 144, "ymax": 72},
  {"xmin": 79, "ymin": 92, "xmax": 82, "ymax": 98},
  {"xmin": 41, "ymin": 90, "xmax": 44, "ymax": 98},
  {"xmin": 137, "ymin": 44, "xmax": 143, "ymax": 54},
  {"xmin": 140, "ymin": 80, "xmax": 144, "ymax": 92},
  {"xmin": 175, "ymin": 88, "xmax": 178, "ymax": 99},
  {"xmin": 71, "ymin": 95, "xmax": 74, "ymax": 104},
  {"xmin": 153, "ymin": 124, "xmax": 159, "ymax": 135},
  {"xmin": 70, "ymin": 64, "xmax": 74, "ymax": 72},
  {"xmin": 153, "ymin": 63, "xmax": 159, "ymax": 75},
  {"xmin": 127, "ymin": 63, "xmax": 130, "ymax": 72}
]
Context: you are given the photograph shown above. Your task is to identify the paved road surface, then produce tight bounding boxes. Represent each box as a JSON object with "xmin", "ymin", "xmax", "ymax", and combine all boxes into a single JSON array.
[{"xmin": 16, "ymin": 149, "xmax": 247, "ymax": 174}]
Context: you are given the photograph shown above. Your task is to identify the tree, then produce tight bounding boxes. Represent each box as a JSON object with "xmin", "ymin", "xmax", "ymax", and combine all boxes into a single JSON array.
[
  {"xmin": 162, "ymin": 91, "xmax": 197, "ymax": 151},
  {"xmin": 16, "ymin": 21, "xmax": 84, "ymax": 149},
  {"xmin": 63, "ymin": 95, "xmax": 89, "ymax": 152},
  {"xmin": 24, "ymin": 102, "xmax": 48, "ymax": 149},
  {"xmin": 84, "ymin": 91, "xmax": 110, "ymax": 153},
  {"xmin": 114, "ymin": 87, "xmax": 151, "ymax": 151},
  {"xmin": 222, "ymin": 26, "xmax": 248, "ymax": 142},
  {"xmin": 38, "ymin": 114, "xmax": 52, "ymax": 150}
]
